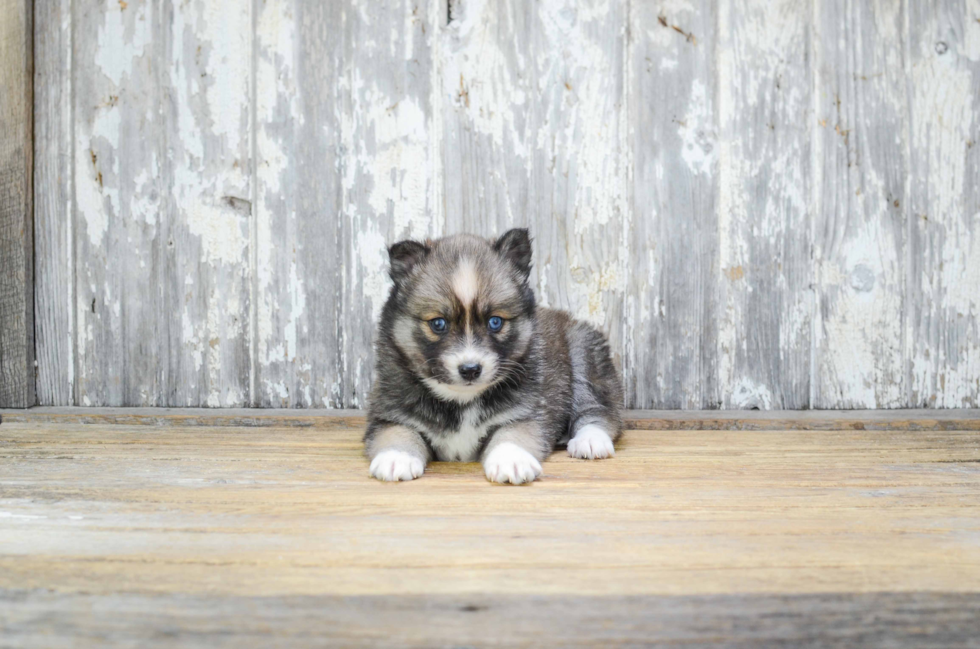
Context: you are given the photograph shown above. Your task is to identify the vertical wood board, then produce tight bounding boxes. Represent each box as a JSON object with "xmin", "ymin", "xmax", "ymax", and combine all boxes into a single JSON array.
[
  {"xmin": 253, "ymin": 0, "xmax": 345, "ymax": 407},
  {"xmin": 33, "ymin": 0, "xmax": 73, "ymax": 406},
  {"xmin": 0, "ymin": 0, "xmax": 35, "ymax": 408},
  {"xmin": 628, "ymin": 0, "xmax": 716, "ymax": 409},
  {"xmin": 72, "ymin": 0, "xmax": 252, "ymax": 406},
  {"xmin": 906, "ymin": 0, "xmax": 980, "ymax": 408},
  {"xmin": 713, "ymin": 0, "xmax": 811, "ymax": 409},
  {"xmin": 812, "ymin": 0, "xmax": 908, "ymax": 408}
]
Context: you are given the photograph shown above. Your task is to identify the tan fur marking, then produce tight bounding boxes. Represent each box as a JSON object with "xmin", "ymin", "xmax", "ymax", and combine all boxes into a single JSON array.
[{"xmin": 420, "ymin": 321, "xmax": 441, "ymax": 342}]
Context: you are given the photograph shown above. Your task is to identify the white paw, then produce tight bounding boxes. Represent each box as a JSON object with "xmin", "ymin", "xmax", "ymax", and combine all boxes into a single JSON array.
[
  {"xmin": 567, "ymin": 424, "xmax": 615, "ymax": 459},
  {"xmin": 483, "ymin": 442, "xmax": 543, "ymax": 485},
  {"xmin": 369, "ymin": 450, "xmax": 425, "ymax": 482}
]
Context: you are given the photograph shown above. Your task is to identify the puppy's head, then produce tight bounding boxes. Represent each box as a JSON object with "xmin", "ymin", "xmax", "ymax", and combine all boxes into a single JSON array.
[{"xmin": 383, "ymin": 229, "xmax": 535, "ymax": 403}]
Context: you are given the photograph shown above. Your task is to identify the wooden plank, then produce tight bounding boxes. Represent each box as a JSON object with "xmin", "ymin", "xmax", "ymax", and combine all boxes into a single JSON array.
[
  {"xmin": 72, "ymin": 0, "xmax": 163, "ymax": 406},
  {"xmin": 33, "ymin": 0, "xmax": 73, "ymax": 406},
  {"xmin": 440, "ymin": 0, "xmax": 528, "ymax": 238},
  {"xmin": 0, "ymin": 0, "xmax": 35, "ymax": 409},
  {"xmin": 625, "ymin": 408, "xmax": 980, "ymax": 430},
  {"xmin": 254, "ymin": 0, "xmax": 438, "ymax": 408},
  {"xmin": 72, "ymin": 0, "xmax": 252, "ymax": 407},
  {"xmin": 812, "ymin": 0, "xmax": 908, "ymax": 408},
  {"xmin": 0, "ymin": 421, "xmax": 978, "ymax": 648},
  {"xmin": 163, "ymin": 0, "xmax": 254, "ymax": 406},
  {"xmin": 712, "ymin": 0, "xmax": 811, "ymax": 409},
  {"xmin": 907, "ymin": 0, "xmax": 980, "ymax": 408},
  {"xmin": 339, "ymin": 0, "xmax": 441, "ymax": 408},
  {"xmin": 628, "ymin": 0, "xmax": 715, "ymax": 408},
  {"xmin": 3, "ymin": 590, "xmax": 979, "ymax": 648},
  {"xmin": 4, "ymin": 406, "xmax": 980, "ymax": 430},
  {"xmin": 252, "ymin": 0, "xmax": 345, "ymax": 407},
  {"xmin": 0, "ymin": 407, "xmax": 368, "ymax": 429},
  {"xmin": 442, "ymin": 0, "xmax": 629, "ymax": 382}
]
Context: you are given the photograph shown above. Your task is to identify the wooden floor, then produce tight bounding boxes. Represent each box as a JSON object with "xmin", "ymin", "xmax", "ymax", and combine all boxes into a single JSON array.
[{"xmin": 2, "ymin": 410, "xmax": 979, "ymax": 647}]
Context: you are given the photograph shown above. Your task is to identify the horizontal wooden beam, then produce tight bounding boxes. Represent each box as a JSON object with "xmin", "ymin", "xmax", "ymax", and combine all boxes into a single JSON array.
[
  {"xmin": 4, "ymin": 590, "xmax": 979, "ymax": 648},
  {"xmin": 3, "ymin": 407, "xmax": 980, "ymax": 431},
  {"xmin": 0, "ymin": 0, "xmax": 35, "ymax": 408}
]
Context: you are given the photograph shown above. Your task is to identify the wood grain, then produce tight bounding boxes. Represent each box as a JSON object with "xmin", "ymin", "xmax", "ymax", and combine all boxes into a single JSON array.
[
  {"xmin": 812, "ymin": 0, "xmax": 908, "ymax": 408},
  {"xmin": 3, "ymin": 591, "xmax": 979, "ymax": 648},
  {"xmin": 0, "ymin": 418, "xmax": 978, "ymax": 645},
  {"xmin": 441, "ymin": 0, "xmax": 528, "ymax": 238},
  {"xmin": 907, "ymin": 0, "xmax": 980, "ymax": 408},
  {"xmin": 4, "ymin": 406, "xmax": 980, "ymax": 430},
  {"xmin": 253, "ymin": 0, "xmax": 345, "ymax": 407},
  {"xmin": 72, "ymin": 0, "xmax": 164, "ymax": 406},
  {"xmin": 164, "ymin": 0, "xmax": 254, "ymax": 407},
  {"xmin": 33, "ymin": 0, "xmax": 73, "ymax": 406},
  {"xmin": 714, "ymin": 0, "xmax": 811, "ymax": 409},
  {"xmin": 71, "ymin": 0, "xmax": 252, "ymax": 406},
  {"xmin": 0, "ymin": 0, "xmax": 34, "ymax": 409},
  {"xmin": 628, "ymin": 0, "xmax": 716, "ymax": 409}
]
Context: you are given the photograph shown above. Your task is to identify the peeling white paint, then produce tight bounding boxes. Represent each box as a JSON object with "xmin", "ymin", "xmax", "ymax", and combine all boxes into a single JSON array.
[
  {"xmin": 94, "ymin": 1, "xmax": 149, "ymax": 87},
  {"xmin": 183, "ymin": 199, "xmax": 249, "ymax": 266},
  {"xmin": 729, "ymin": 377, "xmax": 774, "ymax": 410},
  {"xmin": 255, "ymin": 0, "xmax": 297, "ymax": 385},
  {"xmin": 355, "ymin": 88, "xmax": 430, "ymax": 240},
  {"xmin": 283, "ymin": 260, "xmax": 307, "ymax": 363},
  {"xmin": 356, "ymin": 227, "xmax": 393, "ymax": 326},
  {"xmin": 201, "ymin": 3, "xmax": 250, "ymax": 151},
  {"xmin": 816, "ymin": 216, "xmax": 904, "ymax": 407},
  {"xmin": 909, "ymin": 14, "xmax": 979, "ymax": 408},
  {"xmin": 47, "ymin": 0, "xmax": 980, "ymax": 409},
  {"xmin": 443, "ymin": 0, "xmax": 530, "ymax": 162},
  {"xmin": 75, "ymin": 135, "xmax": 109, "ymax": 247},
  {"xmin": 680, "ymin": 80, "xmax": 716, "ymax": 174}
]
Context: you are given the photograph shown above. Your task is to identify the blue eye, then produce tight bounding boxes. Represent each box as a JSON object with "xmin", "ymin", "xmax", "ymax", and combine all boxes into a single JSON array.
[
  {"xmin": 429, "ymin": 318, "xmax": 448, "ymax": 334},
  {"xmin": 488, "ymin": 316, "xmax": 504, "ymax": 333}
]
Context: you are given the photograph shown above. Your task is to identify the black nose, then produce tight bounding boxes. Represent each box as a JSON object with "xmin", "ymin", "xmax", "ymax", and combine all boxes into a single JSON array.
[{"xmin": 458, "ymin": 363, "xmax": 482, "ymax": 381}]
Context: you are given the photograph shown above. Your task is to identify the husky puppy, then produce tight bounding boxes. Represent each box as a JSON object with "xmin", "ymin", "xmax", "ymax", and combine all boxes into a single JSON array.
[{"xmin": 364, "ymin": 229, "xmax": 623, "ymax": 484}]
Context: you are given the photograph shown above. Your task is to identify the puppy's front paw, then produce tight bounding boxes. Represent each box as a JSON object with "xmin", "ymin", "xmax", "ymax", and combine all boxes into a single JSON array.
[
  {"xmin": 567, "ymin": 424, "xmax": 615, "ymax": 459},
  {"xmin": 369, "ymin": 450, "xmax": 425, "ymax": 482},
  {"xmin": 484, "ymin": 442, "xmax": 542, "ymax": 485}
]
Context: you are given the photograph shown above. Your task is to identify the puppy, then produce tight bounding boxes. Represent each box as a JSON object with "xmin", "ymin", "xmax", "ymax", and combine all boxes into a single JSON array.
[{"xmin": 364, "ymin": 229, "xmax": 623, "ymax": 484}]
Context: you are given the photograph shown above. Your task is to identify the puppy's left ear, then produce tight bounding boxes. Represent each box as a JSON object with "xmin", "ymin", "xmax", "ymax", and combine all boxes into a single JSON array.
[
  {"xmin": 388, "ymin": 239, "xmax": 430, "ymax": 284},
  {"xmin": 493, "ymin": 228, "xmax": 532, "ymax": 279}
]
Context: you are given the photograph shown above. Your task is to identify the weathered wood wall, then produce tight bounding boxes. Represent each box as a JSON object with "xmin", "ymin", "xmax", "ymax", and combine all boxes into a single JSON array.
[
  {"xmin": 0, "ymin": 0, "xmax": 35, "ymax": 409},
  {"xmin": 32, "ymin": 0, "xmax": 980, "ymax": 409}
]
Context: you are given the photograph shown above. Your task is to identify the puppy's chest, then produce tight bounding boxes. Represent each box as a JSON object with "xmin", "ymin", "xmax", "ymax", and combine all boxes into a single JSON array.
[{"xmin": 425, "ymin": 409, "xmax": 495, "ymax": 462}]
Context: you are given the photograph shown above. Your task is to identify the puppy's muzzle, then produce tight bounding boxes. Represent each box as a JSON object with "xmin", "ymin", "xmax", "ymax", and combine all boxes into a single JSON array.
[{"xmin": 458, "ymin": 363, "xmax": 482, "ymax": 381}]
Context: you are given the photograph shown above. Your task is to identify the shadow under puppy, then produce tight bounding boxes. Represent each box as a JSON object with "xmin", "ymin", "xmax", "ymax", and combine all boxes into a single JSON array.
[{"xmin": 364, "ymin": 229, "xmax": 623, "ymax": 484}]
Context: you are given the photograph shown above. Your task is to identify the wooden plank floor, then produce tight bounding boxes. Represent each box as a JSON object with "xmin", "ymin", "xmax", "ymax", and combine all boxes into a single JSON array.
[{"xmin": 1, "ymin": 411, "xmax": 979, "ymax": 647}]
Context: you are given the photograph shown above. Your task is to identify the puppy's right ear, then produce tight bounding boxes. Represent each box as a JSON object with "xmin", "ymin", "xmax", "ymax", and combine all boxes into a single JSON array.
[{"xmin": 388, "ymin": 240, "xmax": 430, "ymax": 283}]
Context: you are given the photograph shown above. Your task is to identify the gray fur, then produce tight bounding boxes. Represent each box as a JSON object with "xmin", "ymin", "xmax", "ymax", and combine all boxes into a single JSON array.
[{"xmin": 364, "ymin": 229, "xmax": 623, "ymax": 481}]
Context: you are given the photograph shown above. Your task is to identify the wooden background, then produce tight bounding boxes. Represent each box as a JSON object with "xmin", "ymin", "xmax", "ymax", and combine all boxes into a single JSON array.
[{"xmin": 30, "ymin": 0, "xmax": 980, "ymax": 410}]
